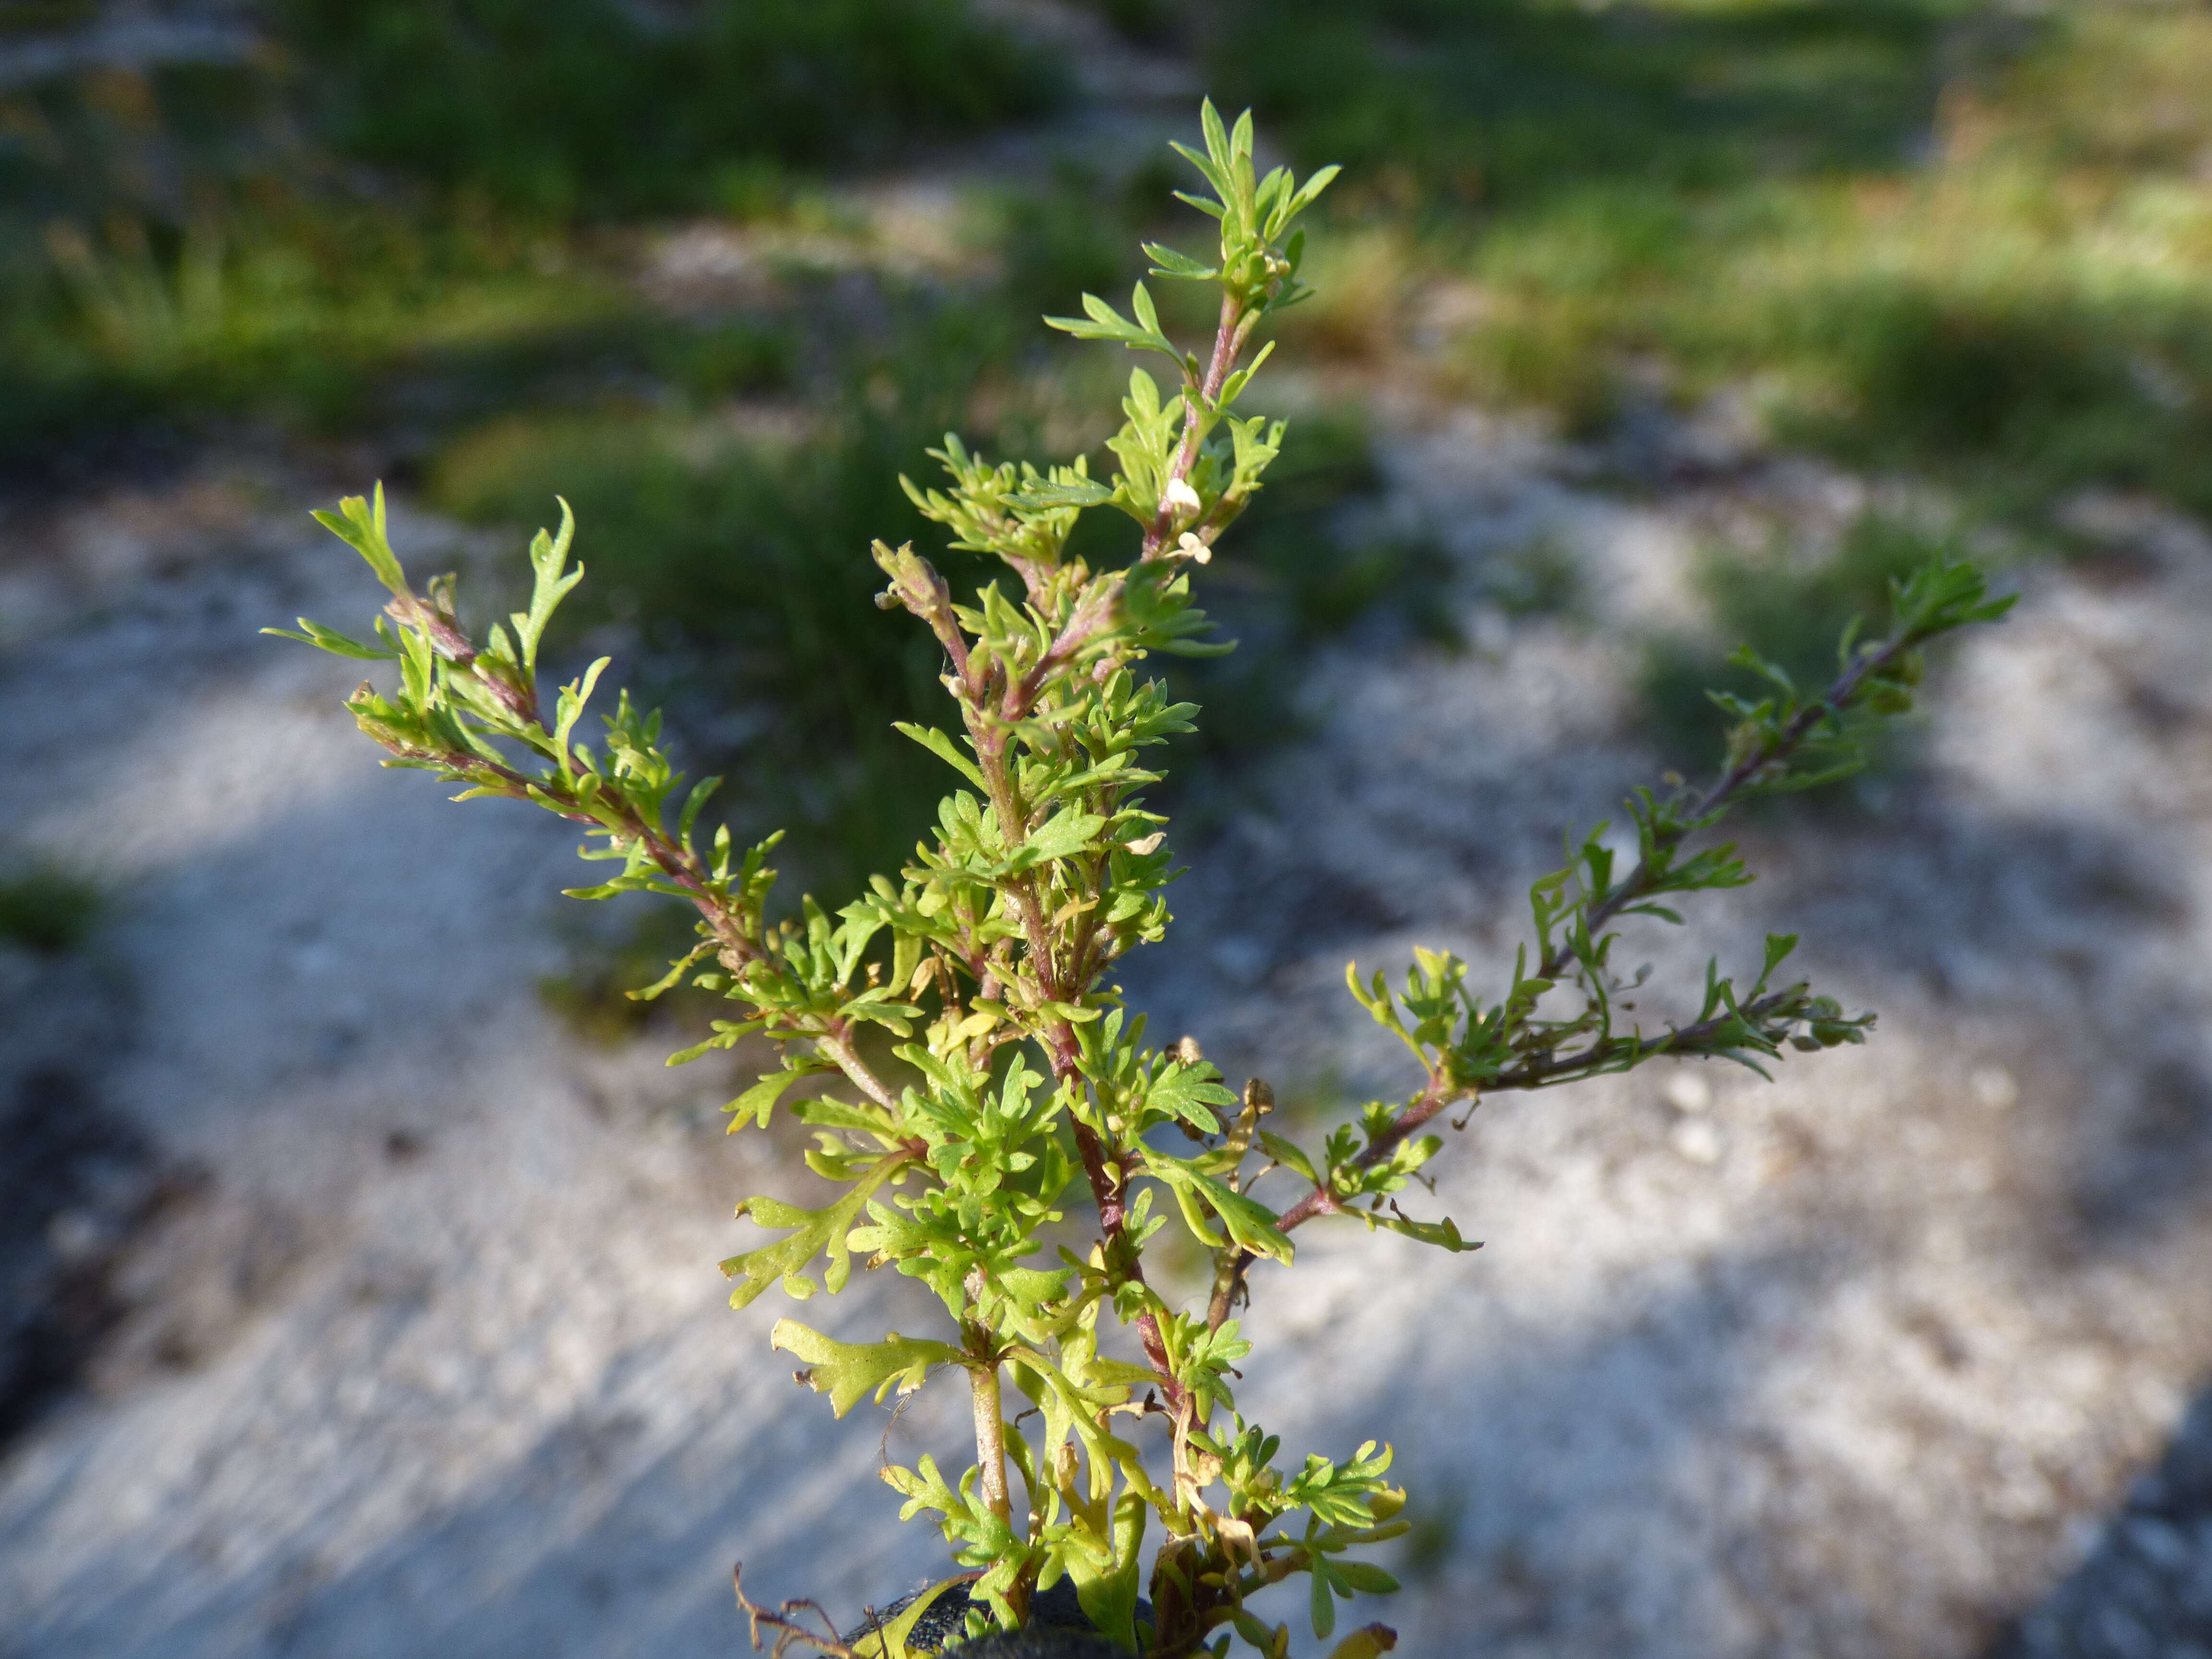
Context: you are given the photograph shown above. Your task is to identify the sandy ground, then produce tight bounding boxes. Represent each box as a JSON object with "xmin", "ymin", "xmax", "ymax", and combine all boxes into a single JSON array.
[{"xmin": 2, "ymin": 399, "xmax": 2210, "ymax": 1659}]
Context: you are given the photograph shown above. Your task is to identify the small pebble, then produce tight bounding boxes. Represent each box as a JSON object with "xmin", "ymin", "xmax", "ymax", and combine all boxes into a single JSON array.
[
  {"xmin": 1671, "ymin": 1118, "xmax": 1724, "ymax": 1165},
  {"xmin": 1971, "ymin": 1064, "xmax": 2020, "ymax": 1109}
]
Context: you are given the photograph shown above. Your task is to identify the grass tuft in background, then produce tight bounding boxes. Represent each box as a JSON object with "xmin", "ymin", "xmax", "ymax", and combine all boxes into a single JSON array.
[{"xmin": 0, "ymin": 869, "xmax": 100, "ymax": 957}]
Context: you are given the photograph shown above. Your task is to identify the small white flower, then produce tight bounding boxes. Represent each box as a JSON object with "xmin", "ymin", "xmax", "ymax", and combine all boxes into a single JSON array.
[
  {"xmin": 1162, "ymin": 478, "xmax": 1202, "ymax": 516},
  {"xmin": 1175, "ymin": 532, "xmax": 1213, "ymax": 565}
]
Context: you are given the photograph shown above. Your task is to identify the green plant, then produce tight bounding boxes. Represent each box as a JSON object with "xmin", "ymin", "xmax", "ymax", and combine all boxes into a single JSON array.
[{"xmin": 272, "ymin": 104, "xmax": 2012, "ymax": 1657}]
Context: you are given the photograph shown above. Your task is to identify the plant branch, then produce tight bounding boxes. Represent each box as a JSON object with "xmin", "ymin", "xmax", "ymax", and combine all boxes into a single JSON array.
[
  {"xmin": 732, "ymin": 1564, "xmax": 857, "ymax": 1659},
  {"xmin": 817, "ymin": 1026, "xmax": 902, "ymax": 1114},
  {"xmin": 967, "ymin": 1333, "xmax": 1012, "ymax": 1527},
  {"xmin": 371, "ymin": 731, "xmax": 762, "ymax": 968},
  {"xmin": 1539, "ymin": 624, "xmax": 1920, "ymax": 984},
  {"xmin": 1070, "ymin": 1115, "xmax": 1190, "ymax": 1414}
]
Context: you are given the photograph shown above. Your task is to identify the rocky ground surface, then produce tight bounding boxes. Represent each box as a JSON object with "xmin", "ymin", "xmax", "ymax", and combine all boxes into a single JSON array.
[{"xmin": 6, "ymin": 7, "xmax": 2212, "ymax": 1658}]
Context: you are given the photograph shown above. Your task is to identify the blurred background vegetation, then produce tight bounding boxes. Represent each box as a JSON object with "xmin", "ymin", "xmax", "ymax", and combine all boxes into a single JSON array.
[{"xmin": 11, "ymin": 0, "xmax": 2212, "ymax": 972}]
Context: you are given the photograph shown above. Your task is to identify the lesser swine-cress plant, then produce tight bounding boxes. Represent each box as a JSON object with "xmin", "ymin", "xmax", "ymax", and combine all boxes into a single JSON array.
[{"xmin": 271, "ymin": 102, "xmax": 2013, "ymax": 1659}]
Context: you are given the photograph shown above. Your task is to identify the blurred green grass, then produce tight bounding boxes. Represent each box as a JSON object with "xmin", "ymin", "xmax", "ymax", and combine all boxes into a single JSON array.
[
  {"xmin": 0, "ymin": 0, "xmax": 1055, "ymax": 467},
  {"xmin": 2, "ymin": 208, "xmax": 641, "ymax": 462},
  {"xmin": 276, "ymin": 0, "xmax": 1064, "ymax": 216},
  {"xmin": 9, "ymin": 0, "xmax": 2212, "ymax": 934},
  {"xmin": 1220, "ymin": 0, "xmax": 2212, "ymax": 513}
]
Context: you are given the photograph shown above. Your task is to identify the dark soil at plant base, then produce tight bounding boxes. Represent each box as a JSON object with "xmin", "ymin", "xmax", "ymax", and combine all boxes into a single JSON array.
[{"xmin": 848, "ymin": 1577, "xmax": 1141, "ymax": 1658}]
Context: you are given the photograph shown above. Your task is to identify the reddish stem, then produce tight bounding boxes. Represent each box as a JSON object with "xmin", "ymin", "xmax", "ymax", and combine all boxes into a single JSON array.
[{"xmin": 1141, "ymin": 294, "xmax": 1249, "ymax": 559}]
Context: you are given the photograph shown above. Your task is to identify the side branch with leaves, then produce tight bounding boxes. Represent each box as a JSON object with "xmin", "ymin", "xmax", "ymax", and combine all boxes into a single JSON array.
[{"xmin": 273, "ymin": 101, "xmax": 2012, "ymax": 1659}]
